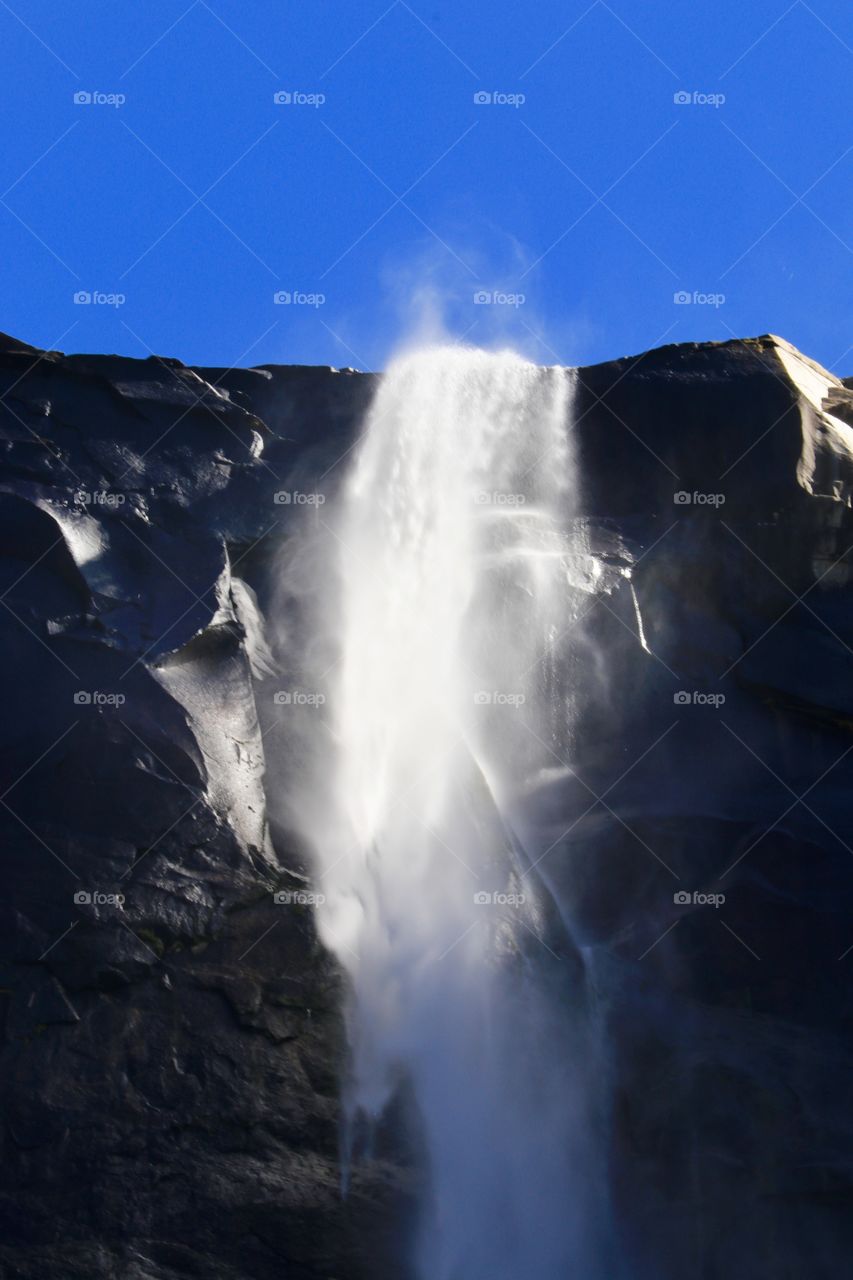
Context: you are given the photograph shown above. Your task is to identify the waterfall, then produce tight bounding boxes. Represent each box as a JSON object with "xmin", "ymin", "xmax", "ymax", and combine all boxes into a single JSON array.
[{"xmin": 285, "ymin": 347, "xmax": 605, "ymax": 1278}]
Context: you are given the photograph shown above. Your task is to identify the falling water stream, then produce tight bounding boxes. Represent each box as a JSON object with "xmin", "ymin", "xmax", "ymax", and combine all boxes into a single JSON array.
[{"xmin": 289, "ymin": 347, "xmax": 603, "ymax": 1278}]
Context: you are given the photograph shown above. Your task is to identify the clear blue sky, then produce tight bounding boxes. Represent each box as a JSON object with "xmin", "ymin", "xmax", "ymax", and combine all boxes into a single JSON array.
[{"xmin": 1, "ymin": 0, "xmax": 851, "ymax": 372}]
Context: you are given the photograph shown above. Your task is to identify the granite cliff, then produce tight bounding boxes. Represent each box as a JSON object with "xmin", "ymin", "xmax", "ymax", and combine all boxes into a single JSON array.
[{"xmin": 0, "ymin": 330, "xmax": 851, "ymax": 1279}]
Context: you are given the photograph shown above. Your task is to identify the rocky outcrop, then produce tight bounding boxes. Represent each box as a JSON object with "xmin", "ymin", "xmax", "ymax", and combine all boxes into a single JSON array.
[
  {"xmin": 0, "ymin": 332, "xmax": 404, "ymax": 1279},
  {"xmin": 0, "ymin": 329, "xmax": 851, "ymax": 1278}
]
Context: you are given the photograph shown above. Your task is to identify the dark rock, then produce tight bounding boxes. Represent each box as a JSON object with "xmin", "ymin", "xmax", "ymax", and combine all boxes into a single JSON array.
[{"xmin": 0, "ymin": 330, "xmax": 850, "ymax": 1278}]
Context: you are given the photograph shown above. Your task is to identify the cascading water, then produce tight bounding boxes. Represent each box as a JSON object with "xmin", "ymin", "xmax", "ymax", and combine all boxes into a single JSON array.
[{"xmin": 282, "ymin": 347, "xmax": 608, "ymax": 1278}]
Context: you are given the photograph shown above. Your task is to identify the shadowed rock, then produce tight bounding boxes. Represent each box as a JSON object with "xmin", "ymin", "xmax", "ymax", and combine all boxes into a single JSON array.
[{"xmin": 0, "ymin": 331, "xmax": 851, "ymax": 1278}]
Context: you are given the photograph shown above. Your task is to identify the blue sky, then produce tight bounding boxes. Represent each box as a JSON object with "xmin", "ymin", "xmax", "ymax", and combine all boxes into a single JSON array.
[{"xmin": 1, "ymin": 0, "xmax": 851, "ymax": 372}]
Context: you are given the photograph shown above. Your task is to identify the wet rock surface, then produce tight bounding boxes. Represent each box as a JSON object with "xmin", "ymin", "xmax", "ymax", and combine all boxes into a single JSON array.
[{"xmin": 0, "ymin": 328, "xmax": 851, "ymax": 1277}]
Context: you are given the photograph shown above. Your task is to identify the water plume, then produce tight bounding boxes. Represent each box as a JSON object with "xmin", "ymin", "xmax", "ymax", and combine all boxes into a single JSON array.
[{"xmin": 281, "ymin": 346, "xmax": 611, "ymax": 1278}]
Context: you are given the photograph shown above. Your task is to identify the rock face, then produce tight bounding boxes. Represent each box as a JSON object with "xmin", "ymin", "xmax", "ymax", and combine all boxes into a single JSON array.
[{"xmin": 0, "ymin": 329, "xmax": 851, "ymax": 1278}]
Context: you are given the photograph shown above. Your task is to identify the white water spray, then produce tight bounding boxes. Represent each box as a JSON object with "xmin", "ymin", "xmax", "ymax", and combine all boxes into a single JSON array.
[{"xmin": 286, "ymin": 347, "xmax": 603, "ymax": 1278}]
